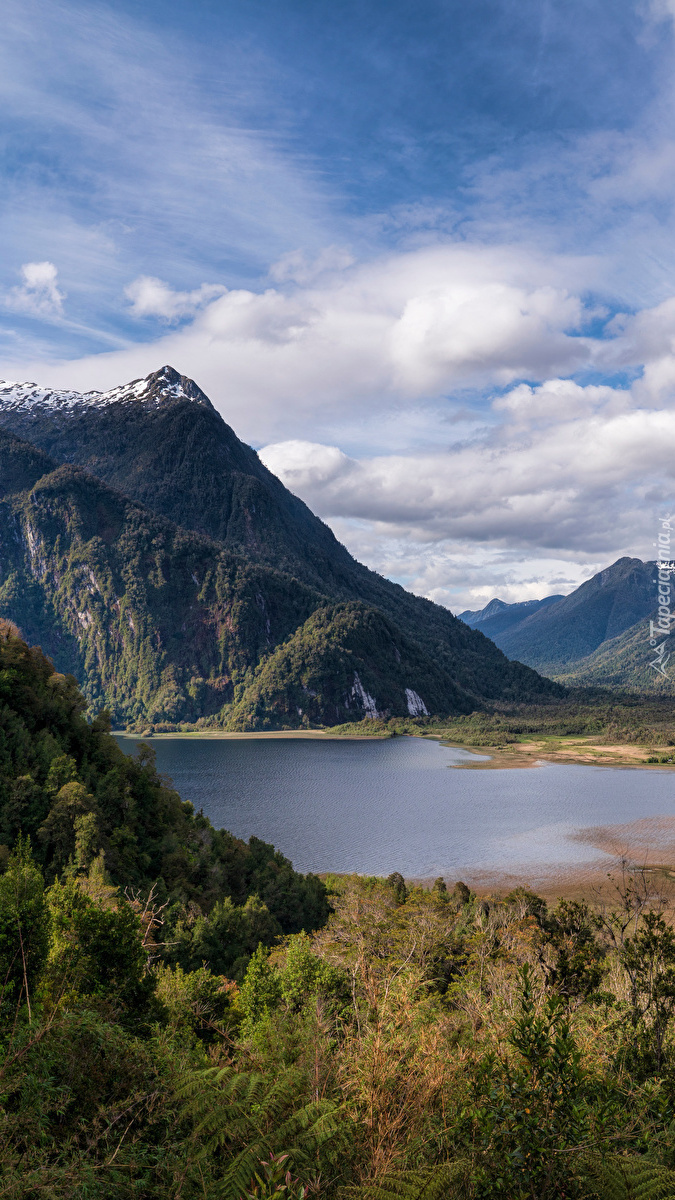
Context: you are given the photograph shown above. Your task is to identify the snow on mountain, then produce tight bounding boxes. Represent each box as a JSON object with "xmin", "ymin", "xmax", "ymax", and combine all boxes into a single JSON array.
[{"xmin": 0, "ymin": 366, "xmax": 213, "ymax": 414}]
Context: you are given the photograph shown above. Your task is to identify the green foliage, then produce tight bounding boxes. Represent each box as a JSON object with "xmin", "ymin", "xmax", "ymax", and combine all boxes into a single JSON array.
[
  {"xmin": 47, "ymin": 877, "xmax": 158, "ymax": 1028},
  {"xmin": 239, "ymin": 944, "xmax": 283, "ymax": 1032},
  {"xmin": 353, "ymin": 1162, "xmax": 470, "ymax": 1198},
  {"xmin": 177, "ymin": 1062, "xmax": 343, "ymax": 1199},
  {"xmin": 429, "ymin": 694, "xmax": 675, "ymax": 749},
  {"xmin": 0, "ymin": 837, "xmax": 49, "ymax": 1022},
  {"xmin": 386, "ymin": 872, "xmax": 408, "ymax": 905},
  {"xmin": 353, "ymin": 1156, "xmax": 675, "ymax": 1200},
  {"xmin": 154, "ymin": 962, "xmax": 236, "ymax": 1043},
  {"xmin": 465, "ymin": 964, "xmax": 619, "ymax": 1198},
  {"xmin": 619, "ymin": 911, "xmax": 675, "ymax": 1074},
  {"xmin": 0, "ymin": 626, "xmax": 328, "ymax": 947},
  {"xmin": 539, "ymin": 899, "xmax": 606, "ymax": 1005},
  {"xmin": 583, "ymin": 1154, "xmax": 675, "ymax": 1199},
  {"xmin": 279, "ymin": 931, "xmax": 345, "ymax": 1011},
  {"xmin": 169, "ymin": 895, "xmax": 283, "ymax": 980},
  {"xmin": 243, "ymin": 1152, "xmax": 311, "ymax": 1198}
]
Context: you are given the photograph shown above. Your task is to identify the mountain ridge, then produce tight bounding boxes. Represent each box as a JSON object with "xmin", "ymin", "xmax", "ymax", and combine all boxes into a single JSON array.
[
  {"xmin": 552, "ymin": 606, "xmax": 674, "ymax": 692},
  {"xmin": 494, "ymin": 557, "xmax": 656, "ymax": 673},
  {"xmin": 464, "ymin": 557, "xmax": 665, "ymax": 691},
  {"xmin": 0, "ymin": 363, "xmax": 215, "ymax": 415},
  {"xmin": 458, "ymin": 594, "xmax": 564, "ymax": 639}
]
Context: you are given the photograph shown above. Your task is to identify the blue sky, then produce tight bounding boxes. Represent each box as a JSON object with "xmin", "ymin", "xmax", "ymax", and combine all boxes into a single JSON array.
[{"xmin": 3, "ymin": 0, "xmax": 675, "ymax": 607}]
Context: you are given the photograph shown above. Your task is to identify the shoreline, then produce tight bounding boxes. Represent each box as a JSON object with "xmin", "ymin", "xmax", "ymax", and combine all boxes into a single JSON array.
[
  {"xmin": 430, "ymin": 734, "xmax": 675, "ymax": 771},
  {"xmin": 115, "ymin": 728, "xmax": 675, "ymax": 768},
  {"xmin": 114, "ymin": 729, "xmax": 386, "ymax": 741}
]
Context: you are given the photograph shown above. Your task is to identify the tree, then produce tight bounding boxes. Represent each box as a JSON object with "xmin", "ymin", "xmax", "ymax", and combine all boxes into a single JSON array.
[
  {"xmin": 47, "ymin": 878, "xmax": 158, "ymax": 1029},
  {"xmin": 465, "ymin": 965, "xmax": 617, "ymax": 1199},
  {"xmin": 619, "ymin": 910, "xmax": 675, "ymax": 1074},
  {"xmin": 0, "ymin": 838, "xmax": 49, "ymax": 1025}
]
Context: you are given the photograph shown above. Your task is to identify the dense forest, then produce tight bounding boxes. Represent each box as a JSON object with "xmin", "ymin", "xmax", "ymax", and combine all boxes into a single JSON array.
[{"xmin": 4, "ymin": 623, "xmax": 675, "ymax": 1197}]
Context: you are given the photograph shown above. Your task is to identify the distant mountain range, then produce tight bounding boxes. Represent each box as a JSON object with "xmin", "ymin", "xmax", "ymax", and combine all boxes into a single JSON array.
[
  {"xmin": 459, "ymin": 594, "xmax": 564, "ymax": 639},
  {"xmin": 459, "ymin": 557, "xmax": 670, "ymax": 691},
  {"xmin": 0, "ymin": 366, "xmax": 558, "ymax": 727}
]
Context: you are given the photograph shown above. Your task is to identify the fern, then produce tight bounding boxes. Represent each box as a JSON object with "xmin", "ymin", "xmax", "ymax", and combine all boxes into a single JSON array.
[
  {"xmin": 352, "ymin": 1162, "xmax": 469, "ymax": 1199},
  {"xmin": 583, "ymin": 1154, "xmax": 675, "ymax": 1200},
  {"xmin": 351, "ymin": 1156, "xmax": 675, "ymax": 1200},
  {"xmin": 177, "ymin": 1063, "xmax": 344, "ymax": 1199}
]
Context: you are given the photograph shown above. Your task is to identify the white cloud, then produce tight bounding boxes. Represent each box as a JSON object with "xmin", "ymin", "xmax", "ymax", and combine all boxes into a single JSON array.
[
  {"xmin": 9, "ymin": 242, "xmax": 602, "ymax": 442},
  {"xmin": 261, "ymin": 395, "xmax": 675, "ymax": 548},
  {"xmin": 124, "ymin": 276, "xmax": 227, "ymax": 322},
  {"xmin": 492, "ymin": 379, "xmax": 631, "ymax": 426},
  {"xmin": 5, "ymin": 241, "xmax": 675, "ymax": 612},
  {"xmin": 5, "ymin": 261, "xmax": 65, "ymax": 318},
  {"xmin": 259, "ymin": 372, "xmax": 675, "ymax": 609}
]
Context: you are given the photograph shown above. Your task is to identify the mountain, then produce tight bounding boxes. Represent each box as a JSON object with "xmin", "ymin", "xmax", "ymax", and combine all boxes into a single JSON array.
[
  {"xmin": 483, "ymin": 558, "xmax": 657, "ymax": 676},
  {"xmin": 0, "ymin": 367, "xmax": 560, "ymax": 712},
  {"xmin": 458, "ymin": 595, "xmax": 564, "ymax": 639},
  {"xmin": 0, "ymin": 425, "xmax": 543, "ymax": 727},
  {"xmin": 0, "ymin": 427, "xmax": 473, "ymax": 726},
  {"xmin": 553, "ymin": 607, "xmax": 675, "ymax": 693}
]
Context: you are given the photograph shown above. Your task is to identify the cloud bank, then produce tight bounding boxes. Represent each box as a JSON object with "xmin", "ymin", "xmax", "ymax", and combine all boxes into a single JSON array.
[{"xmin": 6, "ymin": 240, "xmax": 675, "ymax": 608}]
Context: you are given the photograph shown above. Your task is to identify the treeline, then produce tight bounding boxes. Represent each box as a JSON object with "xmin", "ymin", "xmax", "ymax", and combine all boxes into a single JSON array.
[{"xmin": 328, "ymin": 694, "xmax": 675, "ymax": 747}]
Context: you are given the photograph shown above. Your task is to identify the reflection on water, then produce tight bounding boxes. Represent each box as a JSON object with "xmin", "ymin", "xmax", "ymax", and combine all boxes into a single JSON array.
[{"xmin": 115, "ymin": 735, "xmax": 675, "ymax": 882}]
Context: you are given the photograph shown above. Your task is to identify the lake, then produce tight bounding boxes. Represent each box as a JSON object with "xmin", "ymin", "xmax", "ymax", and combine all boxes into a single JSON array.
[{"xmin": 116, "ymin": 734, "xmax": 675, "ymax": 886}]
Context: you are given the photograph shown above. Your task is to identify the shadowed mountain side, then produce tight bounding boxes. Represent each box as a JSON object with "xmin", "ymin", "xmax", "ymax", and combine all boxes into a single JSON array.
[
  {"xmin": 0, "ymin": 367, "xmax": 560, "ymax": 705},
  {"xmin": 553, "ymin": 610, "xmax": 675, "ymax": 693},
  {"xmin": 494, "ymin": 558, "xmax": 657, "ymax": 674},
  {"xmin": 0, "ymin": 428, "xmax": 480, "ymax": 725}
]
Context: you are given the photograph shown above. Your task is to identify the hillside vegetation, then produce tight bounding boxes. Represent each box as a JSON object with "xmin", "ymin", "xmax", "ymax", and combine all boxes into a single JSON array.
[
  {"xmin": 554, "ymin": 610, "xmax": 675, "ymax": 693},
  {"xmin": 3, "ymin": 628, "xmax": 675, "ymax": 1196},
  {"xmin": 0, "ymin": 623, "xmax": 327, "ymax": 966}
]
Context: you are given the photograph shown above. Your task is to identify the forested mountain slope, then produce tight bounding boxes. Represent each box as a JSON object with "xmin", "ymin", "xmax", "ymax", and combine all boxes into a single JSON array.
[
  {"xmin": 0, "ymin": 366, "xmax": 560, "ymax": 707},
  {"xmin": 553, "ymin": 607, "xmax": 675, "ymax": 692},
  {"xmin": 0, "ymin": 621, "xmax": 328, "ymax": 950},
  {"xmin": 0, "ymin": 428, "xmax": 478, "ymax": 725}
]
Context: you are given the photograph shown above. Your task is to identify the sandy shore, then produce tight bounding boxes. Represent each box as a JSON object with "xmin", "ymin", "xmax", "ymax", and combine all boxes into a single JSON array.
[
  {"xmin": 433, "ymin": 734, "xmax": 675, "ymax": 771},
  {"xmin": 413, "ymin": 812, "xmax": 675, "ymax": 900}
]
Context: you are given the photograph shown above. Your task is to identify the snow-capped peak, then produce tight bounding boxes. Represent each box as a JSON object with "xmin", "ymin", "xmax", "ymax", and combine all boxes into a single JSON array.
[{"xmin": 0, "ymin": 366, "xmax": 214, "ymax": 415}]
